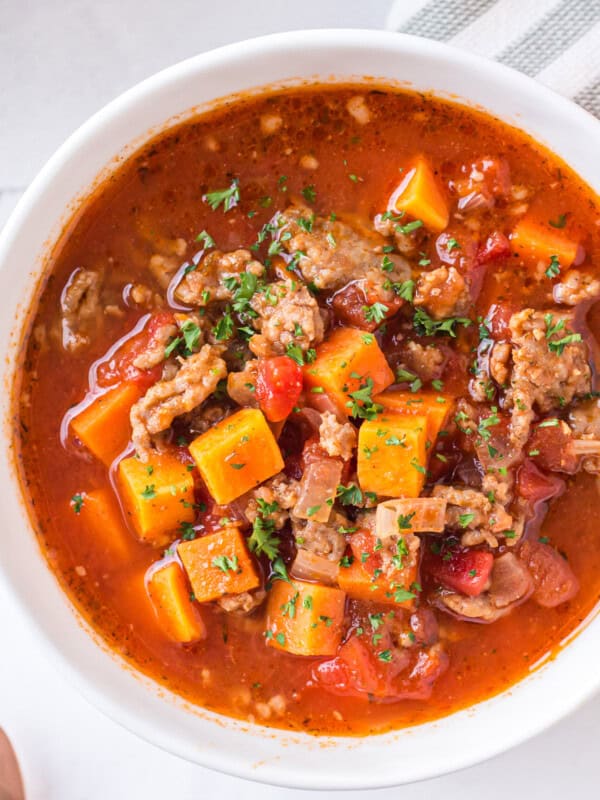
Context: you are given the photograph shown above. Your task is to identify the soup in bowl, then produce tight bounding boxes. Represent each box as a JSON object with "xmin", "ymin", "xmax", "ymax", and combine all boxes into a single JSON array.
[{"xmin": 2, "ymin": 30, "xmax": 600, "ymax": 789}]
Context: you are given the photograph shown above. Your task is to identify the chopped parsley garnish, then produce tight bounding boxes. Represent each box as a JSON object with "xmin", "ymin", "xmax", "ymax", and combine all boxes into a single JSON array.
[
  {"xmin": 545, "ymin": 254, "xmax": 561, "ymax": 279},
  {"xmin": 301, "ymin": 184, "xmax": 317, "ymax": 203},
  {"xmin": 397, "ymin": 219, "xmax": 423, "ymax": 235},
  {"xmin": 180, "ymin": 522, "xmax": 196, "ymax": 541},
  {"xmin": 413, "ymin": 307, "xmax": 471, "ymax": 338},
  {"xmin": 281, "ymin": 591, "xmax": 299, "ymax": 619},
  {"xmin": 544, "ymin": 313, "xmax": 582, "ymax": 355},
  {"xmin": 285, "ymin": 342, "xmax": 305, "ymax": 365},
  {"xmin": 446, "ymin": 237, "xmax": 461, "ymax": 251},
  {"xmin": 477, "ymin": 407, "xmax": 500, "ymax": 441},
  {"xmin": 212, "ymin": 554, "xmax": 240, "ymax": 573},
  {"xmin": 346, "ymin": 377, "xmax": 384, "ymax": 420},
  {"xmin": 362, "ymin": 302, "xmax": 388, "ymax": 324},
  {"xmin": 393, "ymin": 279, "xmax": 415, "ymax": 301},
  {"xmin": 336, "ymin": 483, "xmax": 363, "ymax": 506},
  {"xmin": 213, "ymin": 309, "xmax": 234, "ymax": 341},
  {"xmin": 141, "ymin": 485, "xmax": 156, "ymax": 500},
  {"xmin": 203, "ymin": 178, "xmax": 240, "ymax": 212},
  {"xmin": 397, "ymin": 512, "xmax": 415, "ymax": 530},
  {"xmin": 71, "ymin": 493, "xmax": 85, "ymax": 514},
  {"xmin": 549, "ymin": 213, "xmax": 567, "ymax": 228},
  {"xmin": 378, "ymin": 649, "xmax": 393, "ymax": 662},
  {"xmin": 195, "ymin": 229, "xmax": 216, "ymax": 248},
  {"xmin": 458, "ymin": 512, "xmax": 475, "ymax": 528},
  {"xmin": 248, "ymin": 502, "xmax": 280, "ymax": 560}
]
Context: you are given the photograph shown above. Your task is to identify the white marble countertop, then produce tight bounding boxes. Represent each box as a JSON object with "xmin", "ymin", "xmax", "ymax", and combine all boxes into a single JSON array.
[{"xmin": 1, "ymin": 1, "xmax": 599, "ymax": 797}]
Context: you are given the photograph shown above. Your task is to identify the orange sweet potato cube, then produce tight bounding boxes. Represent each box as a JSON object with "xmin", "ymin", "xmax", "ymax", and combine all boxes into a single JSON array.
[
  {"xmin": 265, "ymin": 579, "xmax": 346, "ymax": 656},
  {"xmin": 337, "ymin": 556, "xmax": 417, "ymax": 609},
  {"xmin": 357, "ymin": 413, "xmax": 428, "ymax": 498},
  {"xmin": 146, "ymin": 561, "xmax": 206, "ymax": 643},
  {"xmin": 71, "ymin": 382, "xmax": 143, "ymax": 465},
  {"xmin": 374, "ymin": 390, "xmax": 454, "ymax": 443},
  {"xmin": 303, "ymin": 328, "xmax": 394, "ymax": 417},
  {"xmin": 188, "ymin": 408, "xmax": 284, "ymax": 505},
  {"xmin": 118, "ymin": 453, "xmax": 195, "ymax": 545},
  {"xmin": 390, "ymin": 157, "xmax": 449, "ymax": 233},
  {"xmin": 510, "ymin": 218, "xmax": 579, "ymax": 268},
  {"xmin": 177, "ymin": 526, "xmax": 260, "ymax": 603},
  {"xmin": 74, "ymin": 487, "xmax": 134, "ymax": 562}
]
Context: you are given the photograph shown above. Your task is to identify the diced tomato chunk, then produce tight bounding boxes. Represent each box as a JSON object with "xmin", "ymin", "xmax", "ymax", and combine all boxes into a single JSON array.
[
  {"xmin": 486, "ymin": 302, "xmax": 518, "ymax": 341},
  {"xmin": 348, "ymin": 530, "xmax": 383, "ymax": 577},
  {"xmin": 256, "ymin": 356, "xmax": 303, "ymax": 422},
  {"xmin": 425, "ymin": 549, "xmax": 494, "ymax": 597},
  {"xmin": 477, "ymin": 232, "xmax": 511, "ymax": 265},
  {"xmin": 527, "ymin": 422, "xmax": 577, "ymax": 474},
  {"xmin": 314, "ymin": 633, "xmax": 448, "ymax": 701},
  {"xmin": 96, "ymin": 311, "xmax": 176, "ymax": 389},
  {"xmin": 516, "ymin": 459, "xmax": 566, "ymax": 506},
  {"xmin": 519, "ymin": 540, "xmax": 579, "ymax": 608},
  {"xmin": 331, "ymin": 282, "xmax": 403, "ymax": 331}
]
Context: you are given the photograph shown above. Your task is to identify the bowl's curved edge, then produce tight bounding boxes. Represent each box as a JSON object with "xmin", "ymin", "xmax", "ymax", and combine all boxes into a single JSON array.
[{"xmin": 1, "ymin": 28, "xmax": 600, "ymax": 790}]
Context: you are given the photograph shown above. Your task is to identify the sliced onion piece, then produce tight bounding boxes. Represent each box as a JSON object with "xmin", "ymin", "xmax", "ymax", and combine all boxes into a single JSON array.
[
  {"xmin": 572, "ymin": 439, "xmax": 600, "ymax": 456},
  {"xmin": 293, "ymin": 458, "xmax": 343, "ymax": 523},
  {"xmin": 376, "ymin": 497, "xmax": 447, "ymax": 537},
  {"xmin": 290, "ymin": 548, "xmax": 339, "ymax": 585}
]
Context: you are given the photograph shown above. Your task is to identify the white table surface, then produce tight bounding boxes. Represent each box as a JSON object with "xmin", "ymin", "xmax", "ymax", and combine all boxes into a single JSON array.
[{"xmin": 1, "ymin": 1, "xmax": 599, "ymax": 797}]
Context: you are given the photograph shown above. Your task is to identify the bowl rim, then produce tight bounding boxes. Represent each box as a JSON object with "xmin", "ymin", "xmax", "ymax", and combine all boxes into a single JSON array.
[{"xmin": 2, "ymin": 28, "xmax": 600, "ymax": 790}]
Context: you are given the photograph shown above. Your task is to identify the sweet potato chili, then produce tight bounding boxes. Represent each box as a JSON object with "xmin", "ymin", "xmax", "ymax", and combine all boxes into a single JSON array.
[{"xmin": 16, "ymin": 85, "xmax": 600, "ymax": 734}]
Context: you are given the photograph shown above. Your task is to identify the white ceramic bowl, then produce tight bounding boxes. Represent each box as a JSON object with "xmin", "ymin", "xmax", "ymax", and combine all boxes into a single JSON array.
[{"xmin": 1, "ymin": 29, "xmax": 599, "ymax": 790}]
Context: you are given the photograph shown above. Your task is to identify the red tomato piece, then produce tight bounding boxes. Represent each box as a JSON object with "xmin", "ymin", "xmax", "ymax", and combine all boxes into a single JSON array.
[
  {"xmin": 331, "ymin": 282, "xmax": 403, "ymax": 331},
  {"xmin": 516, "ymin": 459, "xmax": 566, "ymax": 506},
  {"xmin": 315, "ymin": 636, "xmax": 390, "ymax": 698},
  {"xmin": 477, "ymin": 232, "xmax": 511, "ymax": 265},
  {"xmin": 96, "ymin": 311, "xmax": 176, "ymax": 389},
  {"xmin": 426, "ymin": 549, "xmax": 494, "ymax": 597},
  {"xmin": 519, "ymin": 540, "xmax": 579, "ymax": 608},
  {"xmin": 256, "ymin": 356, "xmax": 303, "ymax": 422},
  {"xmin": 486, "ymin": 302, "xmax": 518, "ymax": 341},
  {"xmin": 349, "ymin": 530, "xmax": 383, "ymax": 577},
  {"xmin": 313, "ymin": 633, "xmax": 448, "ymax": 701},
  {"xmin": 527, "ymin": 423, "xmax": 577, "ymax": 474}
]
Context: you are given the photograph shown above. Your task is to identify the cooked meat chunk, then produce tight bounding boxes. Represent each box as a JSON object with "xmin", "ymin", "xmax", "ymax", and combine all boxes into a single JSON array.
[
  {"xmin": 131, "ymin": 344, "xmax": 227, "ymax": 459},
  {"xmin": 378, "ymin": 532, "xmax": 420, "ymax": 577},
  {"xmin": 149, "ymin": 254, "xmax": 181, "ymax": 289},
  {"xmin": 179, "ymin": 401, "xmax": 230, "ymax": 437},
  {"xmin": 399, "ymin": 340, "xmax": 445, "ymax": 383},
  {"xmin": 489, "ymin": 341, "xmax": 511, "ymax": 386},
  {"xmin": 432, "ymin": 485, "xmax": 514, "ymax": 548},
  {"xmin": 506, "ymin": 308, "xmax": 591, "ymax": 451},
  {"xmin": 60, "ymin": 268, "xmax": 103, "ymax": 352},
  {"xmin": 414, "ymin": 266, "xmax": 470, "ymax": 320},
  {"xmin": 553, "ymin": 270, "xmax": 600, "ymax": 306},
  {"xmin": 519, "ymin": 540, "xmax": 579, "ymax": 608},
  {"xmin": 245, "ymin": 473, "xmax": 301, "ymax": 530},
  {"xmin": 441, "ymin": 553, "xmax": 533, "ymax": 622},
  {"xmin": 318, "ymin": 412, "xmax": 357, "ymax": 461},
  {"xmin": 217, "ymin": 589, "xmax": 266, "ymax": 615},
  {"xmin": 175, "ymin": 249, "xmax": 265, "ymax": 306},
  {"xmin": 248, "ymin": 279, "xmax": 324, "ymax": 358},
  {"xmin": 227, "ymin": 359, "xmax": 259, "ymax": 407},
  {"xmin": 373, "ymin": 213, "xmax": 421, "ymax": 257},
  {"xmin": 409, "ymin": 607, "xmax": 439, "ymax": 647},
  {"xmin": 278, "ymin": 205, "xmax": 409, "ymax": 290},
  {"xmin": 128, "ymin": 283, "xmax": 164, "ymax": 310},
  {"xmin": 292, "ymin": 512, "xmax": 349, "ymax": 561},
  {"xmin": 568, "ymin": 397, "xmax": 600, "ymax": 473},
  {"xmin": 132, "ymin": 319, "xmax": 178, "ymax": 371}
]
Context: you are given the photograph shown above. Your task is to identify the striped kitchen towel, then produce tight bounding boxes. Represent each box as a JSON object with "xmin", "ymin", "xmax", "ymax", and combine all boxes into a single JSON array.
[{"xmin": 386, "ymin": 0, "xmax": 600, "ymax": 117}]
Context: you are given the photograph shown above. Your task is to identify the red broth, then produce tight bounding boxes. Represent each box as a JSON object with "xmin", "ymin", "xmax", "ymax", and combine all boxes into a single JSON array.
[{"xmin": 15, "ymin": 85, "xmax": 600, "ymax": 734}]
